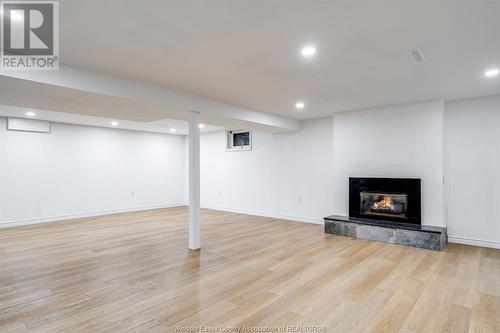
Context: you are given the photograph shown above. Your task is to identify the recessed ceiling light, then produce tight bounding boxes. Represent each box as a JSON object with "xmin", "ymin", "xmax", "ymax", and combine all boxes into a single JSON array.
[
  {"xmin": 485, "ymin": 68, "xmax": 499, "ymax": 78},
  {"xmin": 301, "ymin": 45, "xmax": 317, "ymax": 58},
  {"xmin": 111, "ymin": 121, "xmax": 119, "ymax": 127},
  {"xmin": 25, "ymin": 111, "xmax": 35, "ymax": 117},
  {"xmin": 9, "ymin": 11, "xmax": 23, "ymax": 21},
  {"xmin": 170, "ymin": 128, "xmax": 177, "ymax": 133},
  {"xmin": 198, "ymin": 123, "xmax": 205, "ymax": 129},
  {"xmin": 295, "ymin": 101, "xmax": 305, "ymax": 110}
]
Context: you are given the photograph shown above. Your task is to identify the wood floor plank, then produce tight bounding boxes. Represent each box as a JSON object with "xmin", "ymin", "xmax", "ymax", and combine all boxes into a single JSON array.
[
  {"xmin": 0, "ymin": 207, "xmax": 498, "ymax": 332},
  {"xmin": 365, "ymin": 278, "xmax": 425, "ymax": 333},
  {"xmin": 469, "ymin": 293, "xmax": 500, "ymax": 333}
]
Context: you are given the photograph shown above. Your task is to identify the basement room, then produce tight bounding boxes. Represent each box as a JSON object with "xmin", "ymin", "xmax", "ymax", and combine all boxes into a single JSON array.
[{"xmin": 0, "ymin": 1, "xmax": 499, "ymax": 332}]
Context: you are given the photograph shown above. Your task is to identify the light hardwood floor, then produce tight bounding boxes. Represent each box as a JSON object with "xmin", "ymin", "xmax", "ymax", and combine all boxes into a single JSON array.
[{"xmin": 0, "ymin": 207, "xmax": 499, "ymax": 333}]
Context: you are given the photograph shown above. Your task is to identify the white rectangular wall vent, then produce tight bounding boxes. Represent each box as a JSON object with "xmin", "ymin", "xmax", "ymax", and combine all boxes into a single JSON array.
[{"xmin": 7, "ymin": 117, "xmax": 51, "ymax": 133}]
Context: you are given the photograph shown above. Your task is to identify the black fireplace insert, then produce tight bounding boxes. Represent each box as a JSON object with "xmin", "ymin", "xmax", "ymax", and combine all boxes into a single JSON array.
[{"xmin": 349, "ymin": 178, "xmax": 421, "ymax": 225}]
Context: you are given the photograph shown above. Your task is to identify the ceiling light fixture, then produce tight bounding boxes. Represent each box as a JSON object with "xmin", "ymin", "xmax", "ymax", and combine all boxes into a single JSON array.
[
  {"xmin": 25, "ymin": 111, "xmax": 36, "ymax": 117},
  {"xmin": 170, "ymin": 128, "xmax": 177, "ymax": 133},
  {"xmin": 485, "ymin": 68, "xmax": 499, "ymax": 78},
  {"xmin": 111, "ymin": 121, "xmax": 119, "ymax": 127},
  {"xmin": 9, "ymin": 11, "xmax": 23, "ymax": 21},
  {"xmin": 301, "ymin": 45, "xmax": 317, "ymax": 58},
  {"xmin": 295, "ymin": 101, "xmax": 305, "ymax": 109},
  {"xmin": 198, "ymin": 123, "xmax": 205, "ymax": 129}
]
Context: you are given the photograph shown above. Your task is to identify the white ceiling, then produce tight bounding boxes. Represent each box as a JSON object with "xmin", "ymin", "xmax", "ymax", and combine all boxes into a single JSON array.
[
  {"xmin": 0, "ymin": 71, "xmax": 299, "ymax": 133},
  {"xmin": 0, "ymin": 76, "xmax": 186, "ymax": 122},
  {"xmin": 57, "ymin": 0, "xmax": 500, "ymax": 120}
]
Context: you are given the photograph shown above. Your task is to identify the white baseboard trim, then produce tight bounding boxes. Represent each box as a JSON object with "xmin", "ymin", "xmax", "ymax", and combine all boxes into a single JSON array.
[
  {"xmin": 0, "ymin": 203, "xmax": 185, "ymax": 228},
  {"xmin": 448, "ymin": 235, "xmax": 500, "ymax": 249},
  {"xmin": 201, "ymin": 204, "xmax": 324, "ymax": 225}
]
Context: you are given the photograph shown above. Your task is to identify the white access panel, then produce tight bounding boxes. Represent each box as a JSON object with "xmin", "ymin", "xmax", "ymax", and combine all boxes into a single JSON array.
[{"xmin": 7, "ymin": 118, "xmax": 51, "ymax": 133}]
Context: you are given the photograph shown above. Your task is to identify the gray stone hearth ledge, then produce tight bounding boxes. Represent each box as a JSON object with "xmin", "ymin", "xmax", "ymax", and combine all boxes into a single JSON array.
[{"xmin": 324, "ymin": 215, "xmax": 447, "ymax": 251}]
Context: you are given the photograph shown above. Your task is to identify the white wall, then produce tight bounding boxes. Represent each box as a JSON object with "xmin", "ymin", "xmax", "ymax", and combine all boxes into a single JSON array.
[
  {"xmin": 0, "ymin": 119, "xmax": 186, "ymax": 226},
  {"xmin": 200, "ymin": 118, "xmax": 334, "ymax": 223},
  {"xmin": 332, "ymin": 101, "xmax": 445, "ymax": 227},
  {"xmin": 2, "ymin": 96, "xmax": 499, "ymax": 249},
  {"xmin": 199, "ymin": 101, "xmax": 446, "ymax": 228},
  {"xmin": 444, "ymin": 95, "xmax": 500, "ymax": 247}
]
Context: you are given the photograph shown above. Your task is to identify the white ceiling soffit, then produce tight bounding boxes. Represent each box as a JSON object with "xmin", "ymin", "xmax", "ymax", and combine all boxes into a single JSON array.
[
  {"xmin": 54, "ymin": 0, "xmax": 500, "ymax": 119},
  {"xmin": 0, "ymin": 104, "xmax": 223, "ymax": 135},
  {"xmin": 0, "ymin": 66, "xmax": 300, "ymax": 133}
]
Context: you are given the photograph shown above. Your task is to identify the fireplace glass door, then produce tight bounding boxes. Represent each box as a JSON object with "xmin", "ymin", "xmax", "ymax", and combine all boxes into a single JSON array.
[{"xmin": 359, "ymin": 192, "xmax": 408, "ymax": 219}]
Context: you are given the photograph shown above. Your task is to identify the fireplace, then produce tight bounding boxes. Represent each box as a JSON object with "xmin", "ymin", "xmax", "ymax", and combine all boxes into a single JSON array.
[
  {"xmin": 349, "ymin": 178, "xmax": 421, "ymax": 225},
  {"xmin": 324, "ymin": 177, "xmax": 445, "ymax": 250}
]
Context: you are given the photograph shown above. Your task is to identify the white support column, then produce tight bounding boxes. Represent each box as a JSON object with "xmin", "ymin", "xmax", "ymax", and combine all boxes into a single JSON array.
[{"xmin": 188, "ymin": 111, "xmax": 201, "ymax": 250}]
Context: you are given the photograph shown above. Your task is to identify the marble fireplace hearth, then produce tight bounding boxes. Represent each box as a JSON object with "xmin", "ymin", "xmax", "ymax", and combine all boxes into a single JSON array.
[{"xmin": 324, "ymin": 215, "xmax": 447, "ymax": 251}]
